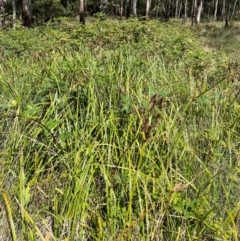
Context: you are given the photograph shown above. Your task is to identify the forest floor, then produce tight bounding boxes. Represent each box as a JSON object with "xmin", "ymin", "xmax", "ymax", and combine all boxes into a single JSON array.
[{"xmin": 0, "ymin": 18, "xmax": 239, "ymax": 241}]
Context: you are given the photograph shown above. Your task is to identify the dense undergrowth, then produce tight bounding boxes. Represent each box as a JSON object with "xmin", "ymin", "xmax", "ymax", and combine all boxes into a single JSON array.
[{"xmin": 0, "ymin": 19, "xmax": 239, "ymax": 241}]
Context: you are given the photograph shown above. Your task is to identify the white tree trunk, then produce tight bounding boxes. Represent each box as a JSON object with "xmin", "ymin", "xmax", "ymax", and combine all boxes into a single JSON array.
[
  {"xmin": 214, "ymin": 0, "xmax": 218, "ymax": 21},
  {"xmin": 184, "ymin": 0, "xmax": 188, "ymax": 21},
  {"xmin": 132, "ymin": 0, "xmax": 137, "ymax": 17},
  {"xmin": 119, "ymin": 0, "xmax": 123, "ymax": 20},
  {"xmin": 196, "ymin": 0, "xmax": 203, "ymax": 24},
  {"xmin": 178, "ymin": 1, "xmax": 182, "ymax": 18},
  {"xmin": 175, "ymin": 0, "xmax": 179, "ymax": 18},
  {"xmin": 12, "ymin": 0, "xmax": 16, "ymax": 28},
  {"xmin": 145, "ymin": 0, "xmax": 151, "ymax": 20}
]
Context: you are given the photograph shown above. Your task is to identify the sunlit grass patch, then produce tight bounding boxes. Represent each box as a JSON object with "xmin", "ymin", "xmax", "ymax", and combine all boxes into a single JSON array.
[{"xmin": 198, "ymin": 21, "xmax": 240, "ymax": 56}]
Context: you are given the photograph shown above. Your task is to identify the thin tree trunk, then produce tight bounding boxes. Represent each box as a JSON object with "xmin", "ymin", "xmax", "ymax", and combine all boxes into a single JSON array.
[
  {"xmin": 191, "ymin": 0, "xmax": 196, "ymax": 26},
  {"xmin": 178, "ymin": 0, "xmax": 182, "ymax": 18},
  {"xmin": 196, "ymin": 0, "xmax": 203, "ymax": 24},
  {"xmin": 222, "ymin": 0, "xmax": 225, "ymax": 21},
  {"xmin": 230, "ymin": 0, "xmax": 238, "ymax": 21},
  {"xmin": 132, "ymin": 0, "xmax": 137, "ymax": 17},
  {"xmin": 12, "ymin": 0, "xmax": 16, "ymax": 28},
  {"xmin": 145, "ymin": 0, "xmax": 151, "ymax": 20},
  {"xmin": 175, "ymin": 0, "xmax": 179, "ymax": 18},
  {"xmin": 225, "ymin": 0, "xmax": 230, "ymax": 26},
  {"xmin": 79, "ymin": 0, "xmax": 85, "ymax": 24},
  {"xmin": 183, "ymin": 0, "xmax": 187, "ymax": 22},
  {"xmin": 214, "ymin": 0, "xmax": 219, "ymax": 20},
  {"xmin": 22, "ymin": 0, "xmax": 31, "ymax": 27},
  {"xmin": 119, "ymin": 0, "xmax": 123, "ymax": 20}
]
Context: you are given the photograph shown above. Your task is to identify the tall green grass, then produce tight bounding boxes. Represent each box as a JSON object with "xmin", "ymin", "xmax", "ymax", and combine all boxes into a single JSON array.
[{"xmin": 0, "ymin": 19, "xmax": 239, "ymax": 240}]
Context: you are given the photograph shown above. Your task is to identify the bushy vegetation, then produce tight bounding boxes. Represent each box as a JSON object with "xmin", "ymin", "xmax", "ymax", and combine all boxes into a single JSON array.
[{"xmin": 0, "ymin": 19, "xmax": 239, "ymax": 241}]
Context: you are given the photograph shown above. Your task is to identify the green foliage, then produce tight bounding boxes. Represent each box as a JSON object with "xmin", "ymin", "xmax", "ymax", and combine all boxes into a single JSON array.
[
  {"xmin": 0, "ymin": 20, "xmax": 239, "ymax": 240},
  {"xmin": 33, "ymin": 0, "xmax": 66, "ymax": 19},
  {"xmin": 93, "ymin": 12, "xmax": 108, "ymax": 21}
]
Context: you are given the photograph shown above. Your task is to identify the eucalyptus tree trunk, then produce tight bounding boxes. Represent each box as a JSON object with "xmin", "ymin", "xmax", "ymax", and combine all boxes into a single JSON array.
[
  {"xmin": 214, "ymin": 0, "xmax": 219, "ymax": 20},
  {"xmin": 12, "ymin": 0, "xmax": 16, "ymax": 28},
  {"xmin": 222, "ymin": 0, "xmax": 226, "ymax": 21},
  {"xmin": 183, "ymin": 0, "xmax": 188, "ymax": 21},
  {"xmin": 79, "ymin": 0, "xmax": 85, "ymax": 24},
  {"xmin": 145, "ymin": 0, "xmax": 151, "ymax": 20},
  {"xmin": 132, "ymin": 0, "xmax": 137, "ymax": 17},
  {"xmin": 230, "ymin": 0, "xmax": 238, "ymax": 21},
  {"xmin": 175, "ymin": 0, "xmax": 179, "ymax": 17},
  {"xmin": 119, "ymin": 0, "xmax": 123, "ymax": 20},
  {"xmin": 196, "ymin": 0, "xmax": 203, "ymax": 24},
  {"xmin": 22, "ymin": 0, "xmax": 31, "ymax": 27},
  {"xmin": 178, "ymin": 0, "xmax": 182, "ymax": 18}
]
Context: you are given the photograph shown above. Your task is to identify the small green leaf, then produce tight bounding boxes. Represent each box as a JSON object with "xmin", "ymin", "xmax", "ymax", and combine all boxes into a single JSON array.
[
  {"xmin": 121, "ymin": 94, "xmax": 133, "ymax": 113},
  {"xmin": 60, "ymin": 132, "xmax": 72, "ymax": 141},
  {"xmin": 46, "ymin": 119, "xmax": 61, "ymax": 130},
  {"xmin": 158, "ymin": 89, "xmax": 170, "ymax": 97},
  {"xmin": 113, "ymin": 174, "xmax": 121, "ymax": 182},
  {"xmin": 22, "ymin": 103, "xmax": 41, "ymax": 118},
  {"xmin": 24, "ymin": 184, "xmax": 31, "ymax": 206},
  {"xmin": 149, "ymin": 86, "xmax": 158, "ymax": 96},
  {"xmin": 197, "ymin": 96, "xmax": 210, "ymax": 105}
]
